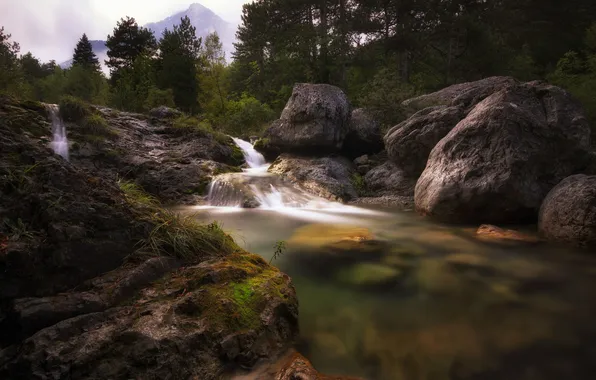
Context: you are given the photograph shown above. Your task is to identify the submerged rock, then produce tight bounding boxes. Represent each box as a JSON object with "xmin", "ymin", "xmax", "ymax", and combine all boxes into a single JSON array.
[
  {"xmin": 538, "ymin": 174, "xmax": 596, "ymax": 248},
  {"xmin": 263, "ymin": 83, "xmax": 351, "ymax": 155},
  {"xmin": 269, "ymin": 154, "xmax": 358, "ymax": 202},
  {"xmin": 415, "ymin": 81, "xmax": 591, "ymax": 224},
  {"xmin": 335, "ymin": 263, "xmax": 402, "ymax": 289},
  {"xmin": 343, "ymin": 108, "xmax": 383, "ymax": 158},
  {"xmin": 476, "ymin": 224, "xmax": 541, "ymax": 245}
]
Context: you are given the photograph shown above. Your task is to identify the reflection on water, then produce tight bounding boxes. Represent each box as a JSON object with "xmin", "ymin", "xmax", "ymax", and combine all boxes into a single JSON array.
[{"xmin": 178, "ymin": 205, "xmax": 596, "ymax": 380}]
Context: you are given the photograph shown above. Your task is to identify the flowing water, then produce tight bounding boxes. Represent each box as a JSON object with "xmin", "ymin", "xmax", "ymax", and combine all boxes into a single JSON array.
[
  {"xmin": 46, "ymin": 104, "xmax": 69, "ymax": 160},
  {"xmin": 186, "ymin": 139, "xmax": 596, "ymax": 379}
]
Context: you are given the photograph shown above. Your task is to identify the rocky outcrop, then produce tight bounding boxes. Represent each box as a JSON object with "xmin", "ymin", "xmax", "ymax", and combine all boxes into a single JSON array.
[
  {"xmin": 148, "ymin": 105, "xmax": 182, "ymax": 119},
  {"xmin": 0, "ymin": 98, "xmax": 300, "ymax": 378},
  {"xmin": 385, "ymin": 105, "xmax": 464, "ymax": 176},
  {"xmin": 415, "ymin": 81, "xmax": 591, "ymax": 224},
  {"xmin": 263, "ymin": 84, "xmax": 351, "ymax": 155},
  {"xmin": 269, "ymin": 154, "xmax": 358, "ymax": 202},
  {"xmin": 68, "ymin": 107, "xmax": 243, "ymax": 205},
  {"xmin": 402, "ymin": 76, "xmax": 517, "ymax": 114},
  {"xmin": 538, "ymin": 174, "xmax": 596, "ymax": 248},
  {"xmin": 342, "ymin": 108, "xmax": 383, "ymax": 158}
]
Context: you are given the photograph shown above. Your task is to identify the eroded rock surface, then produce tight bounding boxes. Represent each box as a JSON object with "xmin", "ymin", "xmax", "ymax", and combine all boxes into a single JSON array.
[
  {"xmin": 539, "ymin": 174, "xmax": 596, "ymax": 248},
  {"xmin": 415, "ymin": 81, "xmax": 591, "ymax": 224},
  {"xmin": 263, "ymin": 84, "xmax": 351, "ymax": 155}
]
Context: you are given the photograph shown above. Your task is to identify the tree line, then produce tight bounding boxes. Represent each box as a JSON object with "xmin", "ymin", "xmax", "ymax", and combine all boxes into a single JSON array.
[{"xmin": 1, "ymin": 1, "xmax": 596, "ymax": 135}]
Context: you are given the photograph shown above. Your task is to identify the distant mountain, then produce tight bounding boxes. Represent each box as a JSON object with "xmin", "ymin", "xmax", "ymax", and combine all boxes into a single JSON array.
[
  {"xmin": 146, "ymin": 3, "xmax": 236, "ymax": 58},
  {"xmin": 60, "ymin": 3, "xmax": 236, "ymax": 73}
]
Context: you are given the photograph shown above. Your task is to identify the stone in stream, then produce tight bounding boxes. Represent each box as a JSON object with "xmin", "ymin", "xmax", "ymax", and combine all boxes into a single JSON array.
[
  {"xmin": 415, "ymin": 80, "xmax": 591, "ymax": 224},
  {"xmin": 476, "ymin": 224, "xmax": 541, "ymax": 245},
  {"xmin": 262, "ymin": 83, "xmax": 351, "ymax": 155},
  {"xmin": 335, "ymin": 263, "xmax": 403, "ymax": 289},
  {"xmin": 538, "ymin": 174, "xmax": 596, "ymax": 248}
]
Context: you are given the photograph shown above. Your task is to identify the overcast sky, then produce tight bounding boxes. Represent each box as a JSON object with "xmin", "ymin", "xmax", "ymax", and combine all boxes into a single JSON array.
[{"xmin": 0, "ymin": 0, "xmax": 247, "ymax": 62}]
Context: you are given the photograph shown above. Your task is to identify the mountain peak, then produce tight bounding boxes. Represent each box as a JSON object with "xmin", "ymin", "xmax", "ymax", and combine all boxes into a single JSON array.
[{"xmin": 187, "ymin": 3, "xmax": 208, "ymax": 12}]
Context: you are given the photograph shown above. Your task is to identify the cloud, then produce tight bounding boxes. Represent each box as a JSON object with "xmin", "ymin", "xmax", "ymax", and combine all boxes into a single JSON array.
[{"xmin": 0, "ymin": 1, "xmax": 247, "ymax": 62}]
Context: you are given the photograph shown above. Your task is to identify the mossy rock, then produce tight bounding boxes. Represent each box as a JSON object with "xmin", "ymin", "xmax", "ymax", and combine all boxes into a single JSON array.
[
  {"xmin": 0, "ymin": 98, "xmax": 49, "ymax": 138},
  {"xmin": 335, "ymin": 263, "xmax": 403, "ymax": 289},
  {"xmin": 59, "ymin": 96, "xmax": 92, "ymax": 122}
]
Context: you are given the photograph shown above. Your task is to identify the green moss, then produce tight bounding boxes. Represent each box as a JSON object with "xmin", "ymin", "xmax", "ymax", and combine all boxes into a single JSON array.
[
  {"xmin": 82, "ymin": 114, "xmax": 118, "ymax": 139},
  {"xmin": 230, "ymin": 144, "xmax": 245, "ymax": 166},
  {"xmin": 0, "ymin": 99, "xmax": 49, "ymax": 137},
  {"xmin": 59, "ymin": 96, "xmax": 91, "ymax": 122},
  {"xmin": 253, "ymin": 138, "xmax": 270, "ymax": 152},
  {"xmin": 351, "ymin": 173, "xmax": 368, "ymax": 196},
  {"xmin": 171, "ymin": 115, "xmax": 229, "ymax": 143}
]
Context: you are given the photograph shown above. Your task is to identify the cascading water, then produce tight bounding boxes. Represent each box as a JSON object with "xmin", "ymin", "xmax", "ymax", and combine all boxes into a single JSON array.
[
  {"xmin": 46, "ymin": 104, "xmax": 69, "ymax": 160},
  {"xmin": 204, "ymin": 138, "xmax": 387, "ymax": 222}
]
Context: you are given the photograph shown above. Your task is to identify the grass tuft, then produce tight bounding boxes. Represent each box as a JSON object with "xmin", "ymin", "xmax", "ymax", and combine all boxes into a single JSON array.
[
  {"xmin": 59, "ymin": 96, "xmax": 91, "ymax": 122},
  {"xmin": 82, "ymin": 114, "xmax": 119, "ymax": 139},
  {"xmin": 171, "ymin": 115, "xmax": 230, "ymax": 144}
]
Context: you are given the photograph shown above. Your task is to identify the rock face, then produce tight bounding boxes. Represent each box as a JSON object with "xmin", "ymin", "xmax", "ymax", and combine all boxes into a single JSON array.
[
  {"xmin": 364, "ymin": 161, "xmax": 416, "ymax": 197},
  {"xmin": 402, "ymin": 76, "xmax": 517, "ymax": 114},
  {"xmin": 385, "ymin": 105, "xmax": 464, "ymax": 176},
  {"xmin": 415, "ymin": 81, "xmax": 591, "ymax": 224},
  {"xmin": 538, "ymin": 175, "xmax": 596, "ymax": 248},
  {"xmin": 342, "ymin": 108, "xmax": 383, "ymax": 158},
  {"xmin": 269, "ymin": 154, "xmax": 358, "ymax": 202},
  {"xmin": 263, "ymin": 84, "xmax": 351, "ymax": 155},
  {"xmin": 68, "ymin": 107, "xmax": 243, "ymax": 205}
]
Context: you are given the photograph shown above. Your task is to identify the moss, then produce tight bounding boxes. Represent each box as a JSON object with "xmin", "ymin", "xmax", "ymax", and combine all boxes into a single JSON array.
[
  {"xmin": 351, "ymin": 173, "xmax": 368, "ymax": 196},
  {"xmin": 59, "ymin": 96, "xmax": 91, "ymax": 122},
  {"xmin": 253, "ymin": 138, "xmax": 270, "ymax": 152},
  {"xmin": 229, "ymin": 144, "xmax": 245, "ymax": 166},
  {"xmin": 82, "ymin": 114, "xmax": 119, "ymax": 139},
  {"xmin": 0, "ymin": 99, "xmax": 49, "ymax": 137},
  {"xmin": 171, "ymin": 115, "xmax": 229, "ymax": 143}
]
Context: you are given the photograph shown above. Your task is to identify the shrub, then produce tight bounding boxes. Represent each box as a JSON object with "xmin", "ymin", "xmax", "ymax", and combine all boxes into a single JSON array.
[
  {"xmin": 59, "ymin": 95, "xmax": 91, "ymax": 122},
  {"xmin": 144, "ymin": 87, "xmax": 175, "ymax": 110},
  {"xmin": 221, "ymin": 93, "xmax": 275, "ymax": 136},
  {"xmin": 82, "ymin": 113, "xmax": 118, "ymax": 139},
  {"xmin": 171, "ymin": 115, "xmax": 230, "ymax": 144}
]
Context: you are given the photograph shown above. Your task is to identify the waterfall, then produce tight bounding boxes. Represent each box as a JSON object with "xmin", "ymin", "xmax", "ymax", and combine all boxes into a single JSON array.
[
  {"xmin": 46, "ymin": 104, "xmax": 69, "ymax": 160},
  {"xmin": 231, "ymin": 137, "xmax": 268, "ymax": 174}
]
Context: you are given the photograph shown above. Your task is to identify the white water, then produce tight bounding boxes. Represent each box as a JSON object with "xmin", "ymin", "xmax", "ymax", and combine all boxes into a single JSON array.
[
  {"xmin": 46, "ymin": 104, "xmax": 69, "ymax": 160},
  {"xmin": 204, "ymin": 138, "xmax": 387, "ymax": 223}
]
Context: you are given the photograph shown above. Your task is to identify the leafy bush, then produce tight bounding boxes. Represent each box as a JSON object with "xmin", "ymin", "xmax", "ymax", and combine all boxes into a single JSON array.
[
  {"xmin": 59, "ymin": 95, "xmax": 91, "ymax": 122},
  {"xmin": 82, "ymin": 113, "xmax": 118, "ymax": 139},
  {"xmin": 220, "ymin": 93, "xmax": 275, "ymax": 136},
  {"xmin": 144, "ymin": 86, "xmax": 175, "ymax": 110},
  {"xmin": 62, "ymin": 65, "xmax": 108, "ymax": 104}
]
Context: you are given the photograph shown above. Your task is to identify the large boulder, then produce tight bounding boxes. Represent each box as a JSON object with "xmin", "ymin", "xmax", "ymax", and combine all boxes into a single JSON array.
[
  {"xmin": 402, "ymin": 76, "xmax": 517, "ymax": 114},
  {"xmin": 342, "ymin": 108, "xmax": 383, "ymax": 158},
  {"xmin": 415, "ymin": 81, "xmax": 591, "ymax": 224},
  {"xmin": 385, "ymin": 105, "xmax": 464, "ymax": 176},
  {"xmin": 269, "ymin": 154, "xmax": 358, "ymax": 202},
  {"xmin": 364, "ymin": 161, "xmax": 416, "ymax": 197},
  {"xmin": 538, "ymin": 175, "xmax": 596, "ymax": 248},
  {"xmin": 263, "ymin": 84, "xmax": 351, "ymax": 155}
]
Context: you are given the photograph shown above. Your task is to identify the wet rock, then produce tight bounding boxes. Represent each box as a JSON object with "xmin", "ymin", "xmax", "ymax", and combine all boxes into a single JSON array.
[
  {"xmin": 343, "ymin": 108, "xmax": 383, "ymax": 158},
  {"xmin": 335, "ymin": 263, "xmax": 403, "ymax": 289},
  {"xmin": 402, "ymin": 76, "xmax": 517, "ymax": 114},
  {"xmin": 354, "ymin": 155, "xmax": 369, "ymax": 166},
  {"xmin": 538, "ymin": 174, "xmax": 596, "ymax": 248},
  {"xmin": 349, "ymin": 195, "xmax": 414, "ymax": 210},
  {"xmin": 476, "ymin": 224, "xmax": 541, "ymax": 245},
  {"xmin": 263, "ymin": 83, "xmax": 351, "ymax": 155},
  {"xmin": 385, "ymin": 105, "xmax": 464, "ymax": 176},
  {"xmin": 287, "ymin": 224, "xmax": 387, "ymax": 270},
  {"xmin": 445, "ymin": 253, "xmax": 494, "ymax": 275},
  {"xmin": 269, "ymin": 154, "xmax": 358, "ymax": 202},
  {"xmin": 0, "ymin": 253, "xmax": 299, "ymax": 380},
  {"xmin": 415, "ymin": 81, "xmax": 591, "ymax": 224}
]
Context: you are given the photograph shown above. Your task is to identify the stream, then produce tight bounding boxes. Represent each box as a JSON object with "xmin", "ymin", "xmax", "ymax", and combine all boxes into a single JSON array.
[{"xmin": 179, "ymin": 139, "xmax": 596, "ymax": 379}]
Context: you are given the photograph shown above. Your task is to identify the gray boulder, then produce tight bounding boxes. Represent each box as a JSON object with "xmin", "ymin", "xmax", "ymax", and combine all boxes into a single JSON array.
[
  {"xmin": 538, "ymin": 174, "xmax": 596, "ymax": 248},
  {"xmin": 343, "ymin": 108, "xmax": 383, "ymax": 158},
  {"xmin": 402, "ymin": 76, "xmax": 517, "ymax": 114},
  {"xmin": 263, "ymin": 84, "xmax": 351, "ymax": 154},
  {"xmin": 148, "ymin": 106, "xmax": 181, "ymax": 119},
  {"xmin": 268, "ymin": 154, "xmax": 357, "ymax": 202},
  {"xmin": 415, "ymin": 81, "xmax": 591, "ymax": 224},
  {"xmin": 364, "ymin": 161, "xmax": 416, "ymax": 197},
  {"xmin": 385, "ymin": 105, "xmax": 464, "ymax": 176}
]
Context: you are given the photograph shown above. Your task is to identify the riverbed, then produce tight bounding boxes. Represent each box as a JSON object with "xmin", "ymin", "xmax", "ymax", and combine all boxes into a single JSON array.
[{"xmin": 178, "ymin": 203, "xmax": 596, "ymax": 380}]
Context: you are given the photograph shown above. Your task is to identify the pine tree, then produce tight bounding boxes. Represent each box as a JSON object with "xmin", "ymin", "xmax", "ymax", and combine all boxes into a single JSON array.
[
  {"xmin": 72, "ymin": 33, "xmax": 100, "ymax": 70},
  {"xmin": 106, "ymin": 17, "xmax": 157, "ymax": 80},
  {"xmin": 156, "ymin": 16, "xmax": 201, "ymax": 113}
]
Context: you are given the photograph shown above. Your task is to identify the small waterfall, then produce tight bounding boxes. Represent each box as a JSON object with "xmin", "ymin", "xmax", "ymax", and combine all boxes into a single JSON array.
[
  {"xmin": 231, "ymin": 137, "xmax": 268, "ymax": 174},
  {"xmin": 46, "ymin": 104, "xmax": 69, "ymax": 160}
]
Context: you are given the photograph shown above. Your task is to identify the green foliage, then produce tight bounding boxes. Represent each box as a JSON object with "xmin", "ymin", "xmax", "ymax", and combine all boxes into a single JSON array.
[
  {"xmin": 108, "ymin": 55, "xmax": 155, "ymax": 112},
  {"xmin": 269, "ymin": 241, "xmax": 287, "ymax": 264},
  {"xmin": 72, "ymin": 33, "xmax": 100, "ymax": 71},
  {"xmin": 156, "ymin": 16, "xmax": 202, "ymax": 113},
  {"xmin": 171, "ymin": 115, "xmax": 229, "ymax": 143},
  {"xmin": 118, "ymin": 179, "xmax": 160, "ymax": 210},
  {"xmin": 59, "ymin": 95, "xmax": 91, "ymax": 122},
  {"xmin": 105, "ymin": 16, "xmax": 157, "ymax": 80},
  {"xmin": 62, "ymin": 65, "xmax": 108, "ymax": 103},
  {"xmin": 351, "ymin": 173, "xmax": 368, "ymax": 196},
  {"xmin": 144, "ymin": 86, "xmax": 175, "ymax": 109},
  {"xmin": 220, "ymin": 93, "xmax": 275, "ymax": 136}
]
